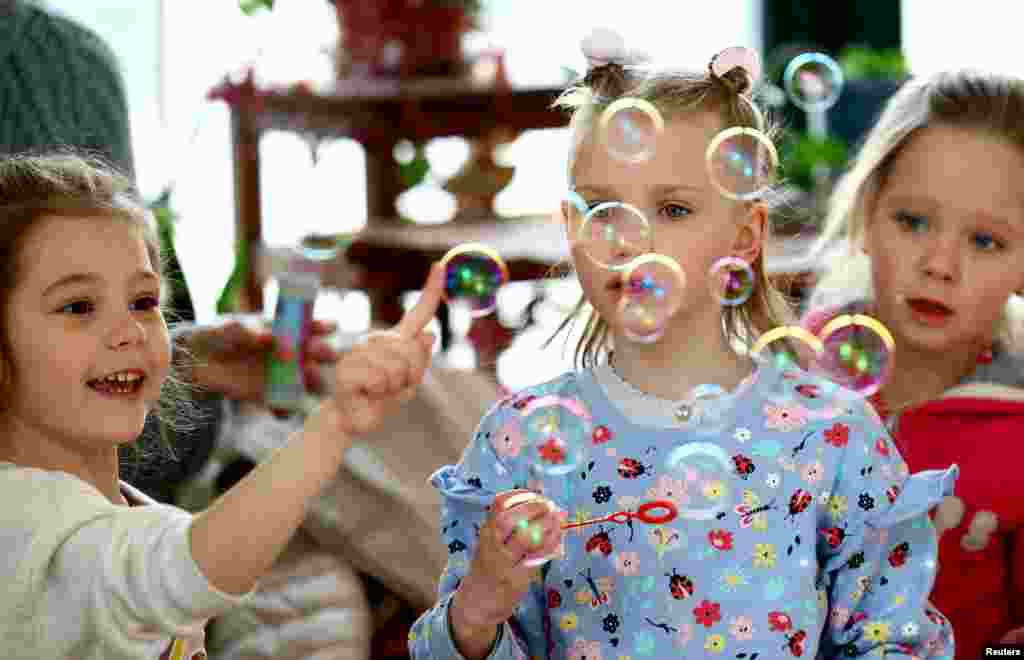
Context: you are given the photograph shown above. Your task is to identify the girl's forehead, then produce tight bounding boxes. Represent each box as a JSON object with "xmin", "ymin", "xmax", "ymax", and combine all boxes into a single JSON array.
[
  {"xmin": 20, "ymin": 215, "xmax": 151, "ymax": 281},
  {"xmin": 879, "ymin": 127, "xmax": 1024, "ymax": 226},
  {"xmin": 572, "ymin": 118, "xmax": 721, "ymax": 188}
]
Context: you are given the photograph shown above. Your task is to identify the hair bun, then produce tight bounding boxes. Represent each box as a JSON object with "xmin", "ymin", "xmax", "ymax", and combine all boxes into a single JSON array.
[
  {"xmin": 580, "ymin": 27, "xmax": 650, "ymax": 70},
  {"xmin": 709, "ymin": 46, "xmax": 761, "ymax": 98}
]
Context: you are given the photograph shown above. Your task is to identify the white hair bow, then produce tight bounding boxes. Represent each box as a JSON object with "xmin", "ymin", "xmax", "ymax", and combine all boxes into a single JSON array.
[{"xmin": 580, "ymin": 27, "xmax": 651, "ymax": 71}]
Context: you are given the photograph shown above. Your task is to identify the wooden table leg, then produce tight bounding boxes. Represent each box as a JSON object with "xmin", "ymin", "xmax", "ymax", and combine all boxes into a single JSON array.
[{"xmin": 231, "ymin": 108, "xmax": 264, "ymax": 313}]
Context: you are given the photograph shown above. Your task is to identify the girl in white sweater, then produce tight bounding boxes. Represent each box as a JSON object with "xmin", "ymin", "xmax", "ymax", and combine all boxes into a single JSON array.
[{"xmin": 0, "ymin": 153, "xmax": 441, "ymax": 659}]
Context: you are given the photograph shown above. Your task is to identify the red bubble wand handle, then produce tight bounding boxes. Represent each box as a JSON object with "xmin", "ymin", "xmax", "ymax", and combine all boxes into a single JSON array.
[{"xmin": 561, "ymin": 500, "xmax": 678, "ymax": 530}]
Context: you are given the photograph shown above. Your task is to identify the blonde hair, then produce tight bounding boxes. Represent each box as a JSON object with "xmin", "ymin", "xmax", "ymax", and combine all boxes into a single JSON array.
[
  {"xmin": 0, "ymin": 152, "xmax": 206, "ymax": 462},
  {"xmin": 546, "ymin": 60, "xmax": 796, "ymax": 369},
  {"xmin": 809, "ymin": 69, "xmax": 1024, "ymax": 350}
]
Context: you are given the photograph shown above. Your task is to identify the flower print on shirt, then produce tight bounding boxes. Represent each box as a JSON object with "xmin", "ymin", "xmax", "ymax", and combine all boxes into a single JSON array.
[
  {"xmin": 823, "ymin": 422, "xmax": 850, "ymax": 448},
  {"xmin": 693, "ymin": 600, "xmax": 723, "ymax": 628},
  {"xmin": 705, "ymin": 633, "xmax": 727, "ymax": 653},
  {"xmin": 410, "ymin": 368, "xmax": 955, "ymax": 660},
  {"xmin": 730, "ymin": 616, "xmax": 755, "ymax": 641},
  {"xmin": 646, "ymin": 475, "xmax": 687, "ymax": 510},
  {"xmin": 616, "ymin": 551, "xmax": 641, "ymax": 576},
  {"xmin": 708, "ymin": 529, "xmax": 733, "ymax": 551},
  {"xmin": 800, "ymin": 460, "xmax": 825, "ymax": 485},
  {"xmin": 763, "ymin": 401, "xmax": 811, "ymax": 432},
  {"xmin": 568, "ymin": 638, "xmax": 602, "ymax": 660},
  {"xmin": 491, "ymin": 420, "xmax": 524, "ymax": 457}
]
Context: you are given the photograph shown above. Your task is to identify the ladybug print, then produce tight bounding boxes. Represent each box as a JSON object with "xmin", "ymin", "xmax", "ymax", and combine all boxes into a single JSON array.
[
  {"xmin": 665, "ymin": 568, "xmax": 695, "ymax": 600},
  {"xmin": 888, "ymin": 541, "xmax": 910, "ymax": 567},
  {"xmin": 732, "ymin": 454, "xmax": 756, "ymax": 479},
  {"xmin": 926, "ymin": 609, "xmax": 947, "ymax": 627},
  {"xmin": 512, "ymin": 395, "xmax": 538, "ymax": 410},
  {"xmin": 795, "ymin": 384, "xmax": 820, "ymax": 398},
  {"xmin": 617, "ymin": 458, "xmax": 652, "ymax": 479},
  {"xmin": 585, "ymin": 527, "xmax": 614, "ymax": 557},
  {"xmin": 785, "ymin": 489, "xmax": 813, "ymax": 522},
  {"xmin": 592, "ymin": 425, "xmax": 613, "ymax": 445},
  {"xmin": 820, "ymin": 525, "xmax": 846, "ymax": 549},
  {"xmin": 886, "ymin": 484, "xmax": 901, "ymax": 504},
  {"xmin": 784, "ymin": 630, "xmax": 808, "ymax": 657}
]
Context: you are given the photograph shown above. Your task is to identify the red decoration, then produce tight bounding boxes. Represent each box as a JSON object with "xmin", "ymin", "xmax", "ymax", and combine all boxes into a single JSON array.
[{"xmin": 332, "ymin": 1, "xmax": 469, "ymax": 79}]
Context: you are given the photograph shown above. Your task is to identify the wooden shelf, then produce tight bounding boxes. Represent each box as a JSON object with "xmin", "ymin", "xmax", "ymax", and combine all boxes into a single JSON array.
[{"xmin": 212, "ymin": 73, "xmax": 568, "ymax": 312}]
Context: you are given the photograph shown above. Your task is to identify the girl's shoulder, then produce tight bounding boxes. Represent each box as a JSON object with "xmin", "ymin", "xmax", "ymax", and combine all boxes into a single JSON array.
[{"xmin": 488, "ymin": 370, "xmax": 591, "ymax": 418}]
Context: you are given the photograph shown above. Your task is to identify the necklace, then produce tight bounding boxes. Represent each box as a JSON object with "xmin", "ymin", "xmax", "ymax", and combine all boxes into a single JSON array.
[{"xmin": 605, "ymin": 353, "xmax": 698, "ymax": 424}]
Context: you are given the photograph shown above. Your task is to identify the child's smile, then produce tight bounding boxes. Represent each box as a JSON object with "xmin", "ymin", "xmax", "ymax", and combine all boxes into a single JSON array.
[{"xmin": 3, "ymin": 214, "xmax": 171, "ymax": 449}]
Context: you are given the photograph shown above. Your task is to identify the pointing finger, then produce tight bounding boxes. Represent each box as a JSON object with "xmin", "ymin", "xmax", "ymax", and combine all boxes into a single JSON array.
[{"xmin": 394, "ymin": 262, "xmax": 445, "ymax": 340}]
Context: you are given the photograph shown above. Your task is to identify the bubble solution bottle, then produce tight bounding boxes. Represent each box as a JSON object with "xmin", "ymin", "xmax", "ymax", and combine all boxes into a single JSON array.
[{"xmin": 265, "ymin": 252, "xmax": 320, "ymax": 412}]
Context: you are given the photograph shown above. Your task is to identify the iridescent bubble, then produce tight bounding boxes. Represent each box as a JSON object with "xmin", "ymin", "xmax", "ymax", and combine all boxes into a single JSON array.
[
  {"xmin": 439, "ymin": 243, "xmax": 510, "ymax": 317},
  {"xmin": 783, "ymin": 52, "xmax": 844, "ymax": 113},
  {"xmin": 521, "ymin": 395, "xmax": 592, "ymax": 477},
  {"xmin": 577, "ymin": 202, "xmax": 653, "ymax": 271},
  {"xmin": 598, "ymin": 98, "xmax": 664, "ymax": 164},
  {"xmin": 748, "ymin": 326, "xmax": 824, "ymax": 372},
  {"xmin": 497, "ymin": 492, "xmax": 560, "ymax": 567},
  {"xmin": 816, "ymin": 314, "xmax": 895, "ymax": 397},
  {"xmin": 705, "ymin": 127, "xmax": 779, "ymax": 201},
  {"xmin": 663, "ymin": 441, "xmax": 733, "ymax": 520},
  {"xmin": 709, "ymin": 256, "xmax": 756, "ymax": 306},
  {"xmin": 616, "ymin": 254, "xmax": 687, "ymax": 344}
]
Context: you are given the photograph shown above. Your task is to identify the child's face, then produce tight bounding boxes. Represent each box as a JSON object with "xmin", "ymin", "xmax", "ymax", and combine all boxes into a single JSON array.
[
  {"xmin": 565, "ymin": 112, "xmax": 765, "ymax": 341},
  {"xmin": 865, "ymin": 124, "xmax": 1024, "ymax": 355},
  {"xmin": 3, "ymin": 215, "xmax": 171, "ymax": 450}
]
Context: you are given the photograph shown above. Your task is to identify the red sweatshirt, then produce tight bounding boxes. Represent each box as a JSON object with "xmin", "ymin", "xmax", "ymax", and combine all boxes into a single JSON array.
[{"xmin": 803, "ymin": 303, "xmax": 1024, "ymax": 660}]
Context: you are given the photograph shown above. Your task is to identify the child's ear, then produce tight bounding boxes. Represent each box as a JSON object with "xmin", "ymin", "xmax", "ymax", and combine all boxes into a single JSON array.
[{"xmin": 730, "ymin": 202, "xmax": 767, "ymax": 263}]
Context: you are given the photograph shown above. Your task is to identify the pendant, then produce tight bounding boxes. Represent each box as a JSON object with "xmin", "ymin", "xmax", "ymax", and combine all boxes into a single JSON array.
[{"xmin": 674, "ymin": 404, "xmax": 692, "ymax": 424}]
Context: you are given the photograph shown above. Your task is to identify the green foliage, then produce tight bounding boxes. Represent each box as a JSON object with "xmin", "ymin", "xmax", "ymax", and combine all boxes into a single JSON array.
[
  {"xmin": 399, "ymin": 144, "xmax": 431, "ymax": 189},
  {"xmin": 238, "ymin": 0, "xmax": 274, "ymax": 16},
  {"xmin": 779, "ymin": 133, "xmax": 851, "ymax": 192},
  {"xmin": 838, "ymin": 46, "xmax": 908, "ymax": 81}
]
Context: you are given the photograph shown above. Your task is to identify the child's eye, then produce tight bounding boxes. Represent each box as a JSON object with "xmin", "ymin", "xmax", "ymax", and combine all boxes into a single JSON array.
[
  {"xmin": 662, "ymin": 203, "xmax": 692, "ymax": 220},
  {"xmin": 585, "ymin": 201, "xmax": 613, "ymax": 218},
  {"xmin": 972, "ymin": 232, "xmax": 1003, "ymax": 252},
  {"xmin": 132, "ymin": 295, "xmax": 162, "ymax": 312},
  {"xmin": 58, "ymin": 300, "xmax": 94, "ymax": 315},
  {"xmin": 894, "ymin": 211, "xmax": 928, "ymax": 232}
]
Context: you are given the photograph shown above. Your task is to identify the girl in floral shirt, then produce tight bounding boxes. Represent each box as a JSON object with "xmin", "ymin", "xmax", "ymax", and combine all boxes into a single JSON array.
[{"xmin": 409, "ymin": 32, "xmax": 956, "ymax": 660}]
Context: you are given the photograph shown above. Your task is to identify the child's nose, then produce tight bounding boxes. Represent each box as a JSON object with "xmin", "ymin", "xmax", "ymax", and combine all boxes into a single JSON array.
[
  {"xmin": 919, "ymin": 237, "xmax": 961, "ymax": 282},
  {"xmin": 108, "ymin": 317, "xmax": 148, "ymax": 347}
]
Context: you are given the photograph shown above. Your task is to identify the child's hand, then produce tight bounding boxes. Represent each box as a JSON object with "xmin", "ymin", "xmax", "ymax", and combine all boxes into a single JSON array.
[
  {"xmin": 184, "ymin": 316, "xmax": 340, "ymax": 404},
  {"xmin": 314, "ymin": 262, "xmax": 444, "ymax": 437},
  {"xmin": 453, "ymin": 490, "xmax": 566, "ymax": 629}
]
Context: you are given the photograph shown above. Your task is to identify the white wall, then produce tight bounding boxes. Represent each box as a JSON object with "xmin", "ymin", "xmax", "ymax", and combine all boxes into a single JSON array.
[
  {"xmin": 57, "ymin": 0, "xmax": 763, "ymax": 377},
  {"xmin": 902, "ymin": 0, "xmax": 1024, "ymax": 75}
]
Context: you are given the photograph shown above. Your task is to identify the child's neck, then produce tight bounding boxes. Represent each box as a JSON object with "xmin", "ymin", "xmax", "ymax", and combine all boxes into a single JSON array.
[
  {"xmin": 610, "ymin": 322, "xmax": 754, "ymax": 401},
  {"xmin": 0, "ymin": 421, "xmax": 128, "ymax": 506},
  {"xmin": 878, "ymin": 339, "xmax": 978, "ymax": 413}
]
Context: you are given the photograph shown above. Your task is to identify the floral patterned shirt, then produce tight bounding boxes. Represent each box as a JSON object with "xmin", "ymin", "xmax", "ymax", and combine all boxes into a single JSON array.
[{"xmin": 409, "ymin": 360, "xmax": 957, "ymax": 660}]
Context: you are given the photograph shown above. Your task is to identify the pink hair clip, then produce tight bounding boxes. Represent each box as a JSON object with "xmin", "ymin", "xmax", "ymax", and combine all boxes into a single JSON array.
[
  {"xmin": 710, "ymin": 46, "xmax": 762, "ymax": 97},
  {"xmin": 580, "ymin": 26, "xmax": 651, "ymax": 71}
]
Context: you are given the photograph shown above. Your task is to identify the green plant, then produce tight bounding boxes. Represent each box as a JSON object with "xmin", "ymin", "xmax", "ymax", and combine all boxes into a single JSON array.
[
  {"xmin": 838, "ymin": 46, "xmax": 908, "ymax": 81},
  {"xmin": 238, "ymin": 0, "xmax": 274, "ymax": 15},
  {"xmin": 779, "ymin": 132, "xmax": 851, "ymax": 193}
]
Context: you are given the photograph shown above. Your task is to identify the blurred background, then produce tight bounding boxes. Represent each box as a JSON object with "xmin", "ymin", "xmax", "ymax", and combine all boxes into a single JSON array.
[{"xmin": 53, "ymin": 0, "xmax": 1020, "ymax": 391}]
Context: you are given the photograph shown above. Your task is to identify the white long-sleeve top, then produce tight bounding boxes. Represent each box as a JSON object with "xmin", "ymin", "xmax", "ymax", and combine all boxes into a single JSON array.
[{"xmin": 0, "ymin": 462, "xmax": 254, "ymax": 659}]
